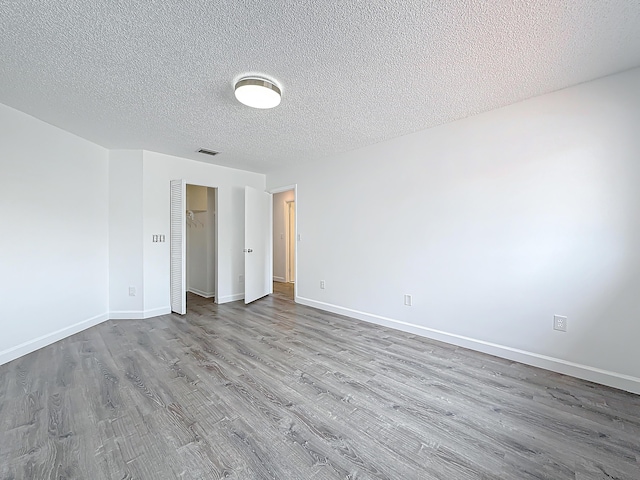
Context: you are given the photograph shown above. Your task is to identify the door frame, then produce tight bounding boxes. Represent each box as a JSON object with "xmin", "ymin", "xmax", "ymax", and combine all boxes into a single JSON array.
[
  {"xmin": 186, "ymin": 184, "xmax": 218, "ymax": 302},
  {"xmin": 269, "ymin": 184, "xmax": 297, "ymax": 301},
  {"xmin": 285, "ymin": 200, "xmax": 295, "ymax": 284}
]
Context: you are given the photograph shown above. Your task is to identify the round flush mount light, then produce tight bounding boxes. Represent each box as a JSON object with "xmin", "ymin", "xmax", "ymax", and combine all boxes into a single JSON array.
[{"xmin": 234, "ymin": 77, "xmax": 281, "ymax": 109}]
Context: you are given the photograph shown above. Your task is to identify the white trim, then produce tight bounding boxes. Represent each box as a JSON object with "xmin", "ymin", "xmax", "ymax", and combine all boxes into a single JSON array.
[
  {"xmin": 296, "ymin": 296, "xmax": 640, "ymax": 395},
  {"xmin": 143, "ymin": 306, "xmax": 171, "ymax": 318},
  {"xmin": 110, "ymin": 310, "xmax": 144, "ymax": 319},
  {"xmin": 269, "ymin": 184, "xmax": 297, "ymax": 194},
  {"xmin": 188, "ymin": 288, "xmax": 215, "ymax": 298},
  {"xmin": 218, "ymin": 293, "xmax": 244, "ymax": 304},
  {"xmin": 273, "ymin": 276, "xmax": 286, "ymax": 282},
  {"xmin": 285, "ymin": 200, "xmax": 295, "ymax": 283},
  {"xmin": 109, "ymin": 306, "xmax": 171, "ymax": 320},
  {"xmin": 0, "ymin": 312, "xmax": 109, "ymax": 366},
  {"xmin": 213, "ymin": 187, "xmax": 219, "ymax": 304}
]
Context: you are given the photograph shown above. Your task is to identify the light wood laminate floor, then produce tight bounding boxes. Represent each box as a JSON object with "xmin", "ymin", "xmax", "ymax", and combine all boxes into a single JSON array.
[
  {"xmin": 273, "ymin": 281, "xmax": 294, "ymax": 299},
  {"xmin": 1, "ymin": 288, "xmax": 639, "ymax": 479}
]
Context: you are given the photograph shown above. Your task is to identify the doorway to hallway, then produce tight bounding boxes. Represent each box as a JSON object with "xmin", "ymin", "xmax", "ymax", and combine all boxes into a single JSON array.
[
  {"xmin": 272, "ymin": 281, "xmax": 294, "ymax": 300},
  {"xmin": 271, "ymin": 187, "xmax": 296, "ymax": 300}
]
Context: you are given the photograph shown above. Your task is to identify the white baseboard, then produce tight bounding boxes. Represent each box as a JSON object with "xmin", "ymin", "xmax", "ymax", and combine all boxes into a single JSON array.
[
  {"xmin": 188, "ymin": 288, "xmax": 215, "ymax": 298},
  {"xmin": 295, "ymin": 296, "xmax": 640, "ymax": 395},
  {"xmin": 110, "ymin": 307, "xmax": 171, "ymax": 320},
  {"xmin": 0, "ymin": 312, "xmax": 109, "ymax": 367},
  {"xmin": 143, "ymin": 306, "xmax": 171, "ymax": 318},
  {"xmin": 217, "ymin": 293, "xmax": 244, "ymax": 304},
  {"xmin": 110, "ymin": 310, "xmax": 144, "ymax": 319},
  {"xmin": 273, "ymin": 276, "xmax": 286, "ymax": 282}
]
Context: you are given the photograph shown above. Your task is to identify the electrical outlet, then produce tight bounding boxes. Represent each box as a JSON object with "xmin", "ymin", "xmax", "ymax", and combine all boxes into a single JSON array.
[
  {"xmin": 404, "ymin": 294, "xmax": 412, "ymax": 306},
  {"xmin": 239, "ymin": 275, "xmax": 244, "ymax": 283},
  {"xmin": 553, "ymin": 315, "xmax": 567, "ymax": 332},
  {"xmin": 320, "ymin": 280, "xmax": 325, "ymax": 289},
  {"xmin": 129, "ymin": 286, "xmax": 136, "ymax": 296}
]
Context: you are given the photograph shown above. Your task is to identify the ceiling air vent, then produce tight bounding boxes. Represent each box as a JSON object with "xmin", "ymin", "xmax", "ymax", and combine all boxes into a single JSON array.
[{"xmin": 197, "ymin": 148, "xmax": 219, "ymax": 156}]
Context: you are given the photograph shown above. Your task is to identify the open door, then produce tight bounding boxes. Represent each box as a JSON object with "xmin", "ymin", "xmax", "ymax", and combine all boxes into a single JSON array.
[
  {"xmin": 170, "ymin": 179, "xmax": 186, "ymax": 314},
  {"xmin": 245, "ymin": 186, "xmax": 272, "ymax": 304}
]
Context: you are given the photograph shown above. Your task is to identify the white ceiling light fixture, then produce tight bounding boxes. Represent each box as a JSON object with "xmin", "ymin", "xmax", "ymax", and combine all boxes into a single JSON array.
[{"xmin": 234, "ymin": 77, "xmax": 281, "ymax": 109}]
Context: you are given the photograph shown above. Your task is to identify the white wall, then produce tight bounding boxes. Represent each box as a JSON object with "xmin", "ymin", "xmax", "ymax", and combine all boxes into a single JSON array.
[
  {"xmin": 272, "ymin": 190, "xmax": 295, "ymax": 281},
  {"xmin": 109, "ymin": 150, "xmax": 144, "ymax": 316},
  {"xmin": 0, "ymin": 103, "xmax": 109, "ymax": 365},
  {"xmin": 142, "ymin": 151, "xmax": 265, "ymax": 309},
  {"xmin": 108, "ymin": 151, "xmax": 262, "ymax": 316},
  {"xmin": 267, "ymin": 68, "xmax": 640, "ymax": 393}
]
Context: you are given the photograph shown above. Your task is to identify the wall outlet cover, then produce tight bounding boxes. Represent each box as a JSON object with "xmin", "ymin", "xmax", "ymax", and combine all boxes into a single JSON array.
[{"xmin": 553, "ymin": 315, "xmax": 567, "ymax": 332}]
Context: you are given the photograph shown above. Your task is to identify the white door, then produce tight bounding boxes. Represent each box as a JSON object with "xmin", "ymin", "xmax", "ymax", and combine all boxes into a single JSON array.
[
  {"xmin": 245, "ymin": 186, "xmax": 272, "ymax": 304},
  {"xmin": 170, "ymin": 179, "xmax": 186, "ymax": 314}
]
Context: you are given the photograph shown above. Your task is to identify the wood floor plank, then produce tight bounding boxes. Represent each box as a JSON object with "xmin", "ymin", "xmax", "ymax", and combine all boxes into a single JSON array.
[{"xmin": 1, "ymin": 287, "xmax": 639, "ymax": 479}]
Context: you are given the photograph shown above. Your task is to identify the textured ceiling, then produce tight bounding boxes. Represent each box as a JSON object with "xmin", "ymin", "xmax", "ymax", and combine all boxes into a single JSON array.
[{"xmin": 1, "ymin": 1, "xmax": 640, "ymax": 173}]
